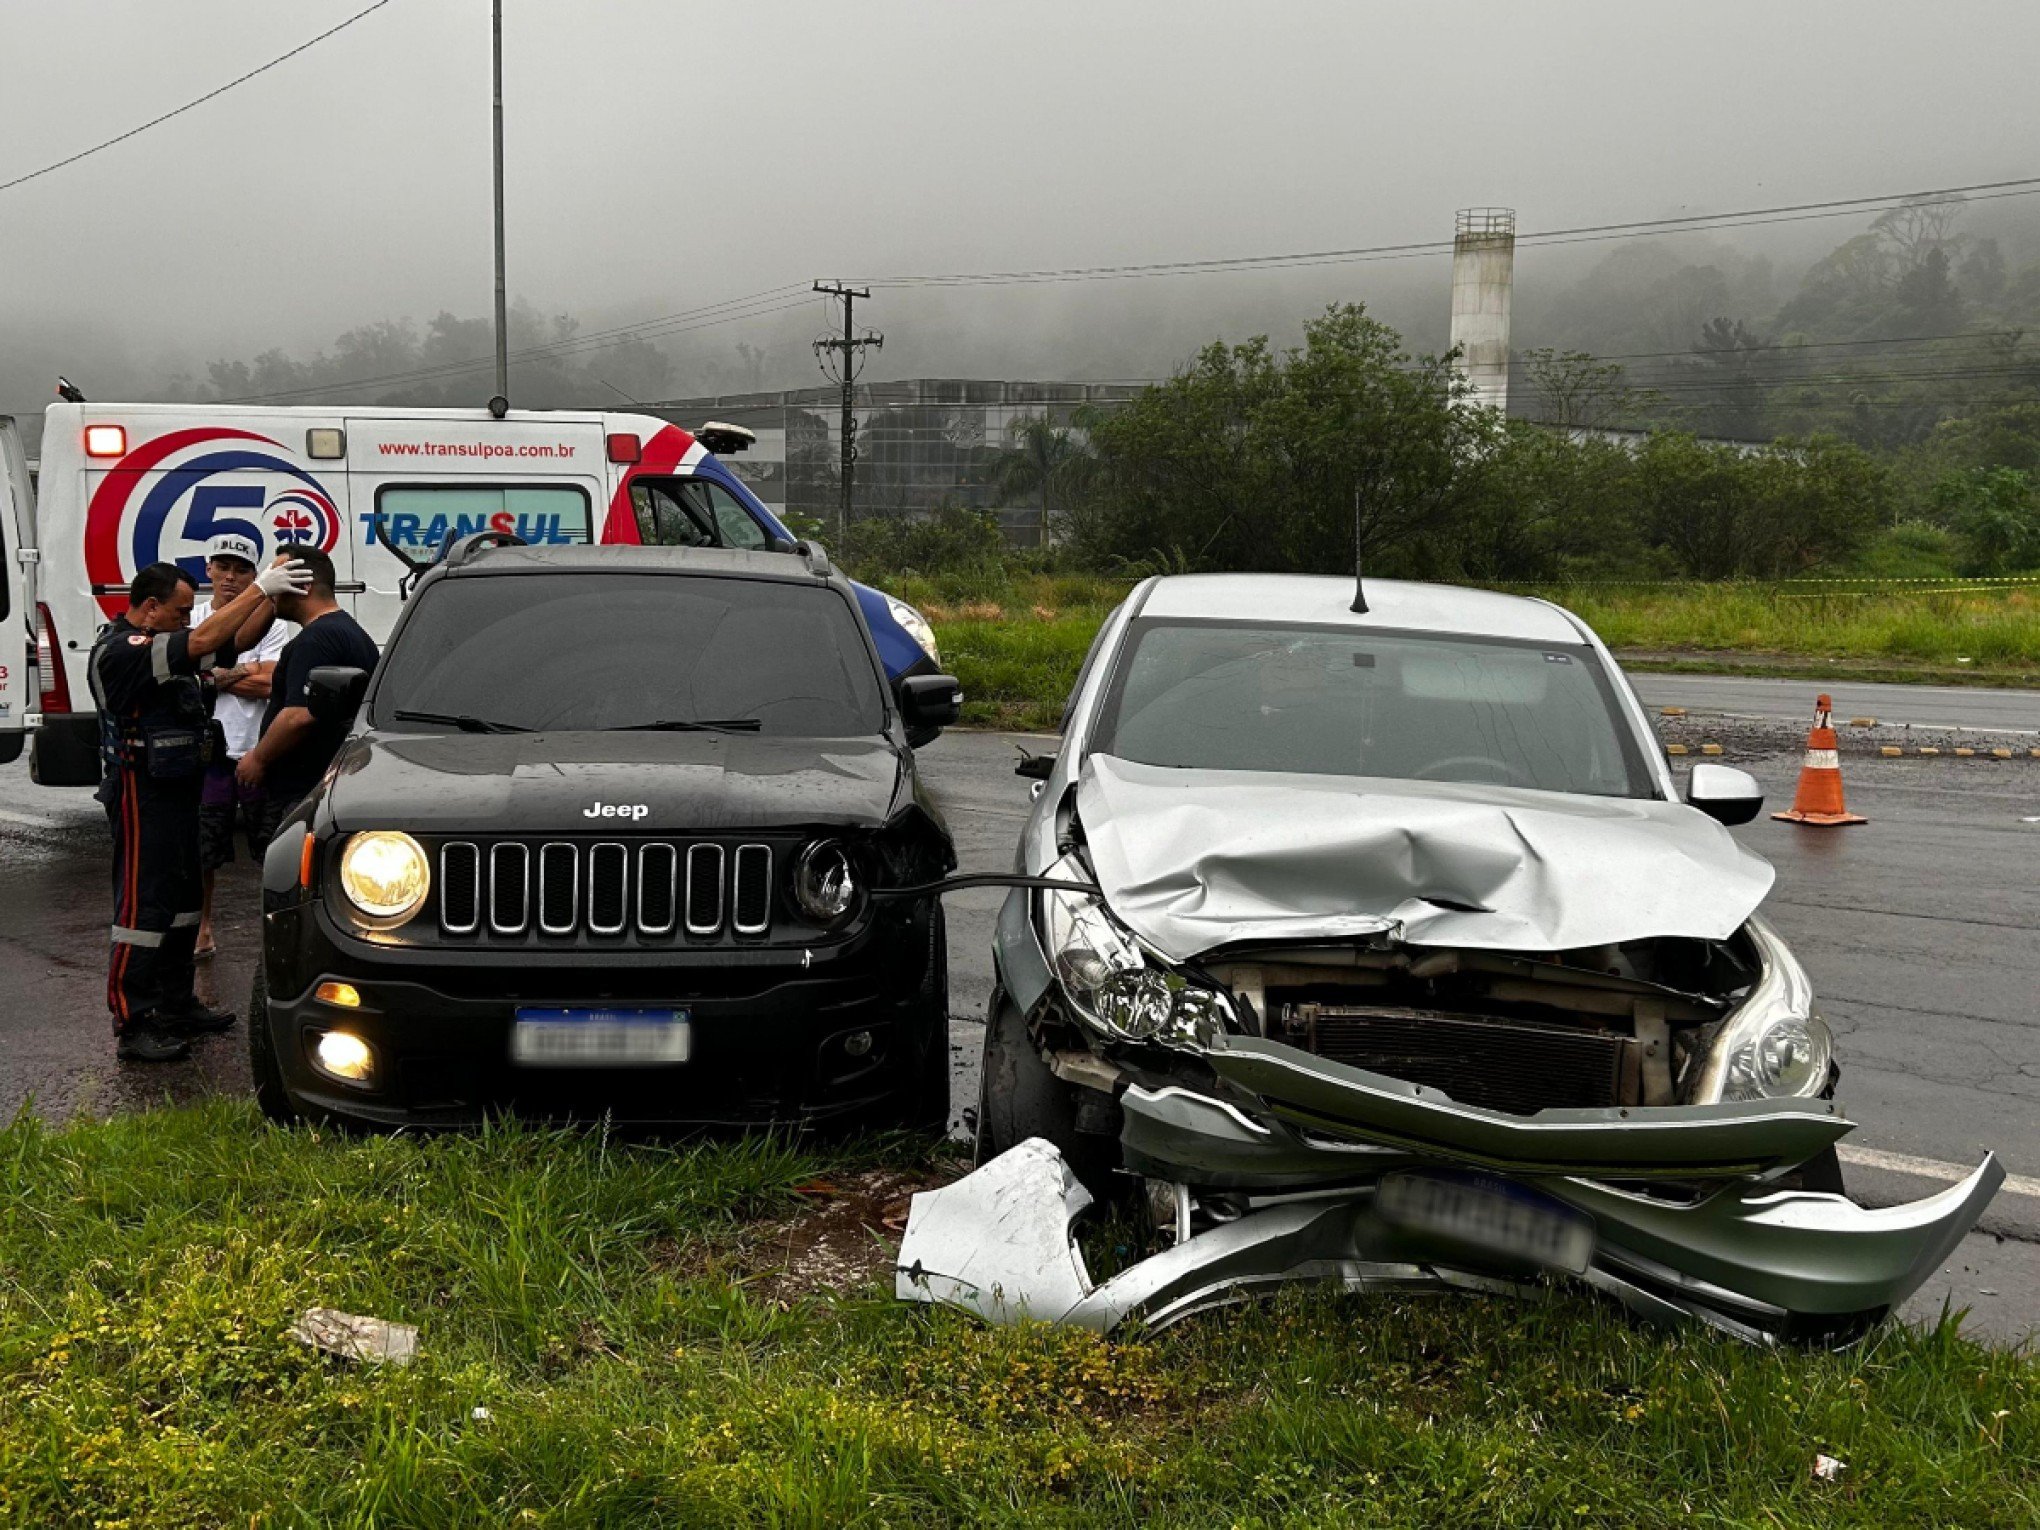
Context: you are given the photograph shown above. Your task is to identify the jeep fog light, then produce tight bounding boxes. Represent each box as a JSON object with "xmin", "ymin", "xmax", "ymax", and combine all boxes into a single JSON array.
[
  {"xmin": 340, "ymin": 831, "xmax": 430, "ymax": 923},
  {"xmin": 314, "ymin": 1031, "xmax": 375, "ymax": 1084}
]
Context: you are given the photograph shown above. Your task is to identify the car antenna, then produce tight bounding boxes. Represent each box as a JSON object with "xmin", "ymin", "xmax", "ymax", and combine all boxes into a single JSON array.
[
  {"xmin": 1349, "ymin": 485, "xmax": 1368, "ymax": 613},
  {"xmin": 55, "ymin": 375, "xmax": 85, "ymax": 403}
]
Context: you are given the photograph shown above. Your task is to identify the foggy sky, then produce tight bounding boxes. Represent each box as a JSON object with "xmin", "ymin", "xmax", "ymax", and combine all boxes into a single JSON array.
[{"xmin": 4, "ymin": 0, "xmax": 2038, "ymax": 413}]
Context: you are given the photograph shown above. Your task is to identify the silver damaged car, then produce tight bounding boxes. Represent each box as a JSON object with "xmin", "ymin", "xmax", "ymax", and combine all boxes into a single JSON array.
[{"xmin": 897, "ymin": 573, "xmax": 2004, "ymax": 1345}]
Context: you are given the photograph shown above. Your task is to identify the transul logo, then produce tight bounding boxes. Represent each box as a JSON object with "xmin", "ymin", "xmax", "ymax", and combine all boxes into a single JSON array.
[
  {"xmin": 84, "ymin": 428, "xmax": 341, "ymax": 615},
  {"xmin": 359, "ymin": 510, "xmax": 582, "ymax": 550}
]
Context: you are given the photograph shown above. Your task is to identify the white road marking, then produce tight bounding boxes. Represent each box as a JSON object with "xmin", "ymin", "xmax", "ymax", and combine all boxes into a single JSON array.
[{"xmin": 1839, "ymin": 1144, "xmax": 2040, "ymax": 1199}]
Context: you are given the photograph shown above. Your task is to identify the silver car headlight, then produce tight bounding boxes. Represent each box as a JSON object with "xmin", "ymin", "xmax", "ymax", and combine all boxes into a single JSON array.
[
  {"xmin": 1036, "ymin": 854, "xmax": 1228, "ymax": 1048},
  {"xmin": 887, "ymin": 598, "xmax": 941, "ymax": 666},
  {"xmin": 1690, "ymin": 918, "xmax": 1834, "ymax": 1103}
]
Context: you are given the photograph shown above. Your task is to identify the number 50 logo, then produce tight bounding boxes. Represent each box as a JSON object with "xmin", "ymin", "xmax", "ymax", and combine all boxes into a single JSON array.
[{"xmin": 84, "ymin": 428, "xmax": 341, "ymax": 615}]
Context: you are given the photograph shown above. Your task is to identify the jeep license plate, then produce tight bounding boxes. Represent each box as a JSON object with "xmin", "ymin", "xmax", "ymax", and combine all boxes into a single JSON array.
[
  {"xmin": 510, "ymin": 1009, "xmax": 691, "ymax": 1067},
  {"xmin": 1376, "ymin": 1169, "xmax": 1594, "ymax": 1274}
]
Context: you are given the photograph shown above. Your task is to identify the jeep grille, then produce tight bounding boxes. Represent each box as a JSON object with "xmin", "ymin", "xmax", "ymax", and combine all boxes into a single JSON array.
[{"xmin": 437, "ymin": 838, "xmax": 777, "ymax": 943}]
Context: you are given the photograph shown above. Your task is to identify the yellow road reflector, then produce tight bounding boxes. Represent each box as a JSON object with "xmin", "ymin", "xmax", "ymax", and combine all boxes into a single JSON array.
[
  {"xmin": 1992, "ymin": 747, "xmax": 2014, "ymax": 759},
  {"xmin": 1955, "ymin": 747, "xmax": 1976, "ymax": 757},
  {"xmin": 1665, "ymin": 743, "xmax": 1689, "ymax": 756},
  {"xmin": 1848, "ymin": 717, "xmax": 1877, "ymax": 727},
  {"xmin": 1918, "ymin": 747, "xmax": 1940, "ymax": 756},
  {"xmin": 1660, "ymin": 706, "xmax": 1687, "ymax": 716},
  {"xmin": 1879, "ymin": 746, "xmax": 1902, "ymax": 757},
  {"xmin": 1701, "ymin": 743, "xmax": 1725, "ymax": 755}
]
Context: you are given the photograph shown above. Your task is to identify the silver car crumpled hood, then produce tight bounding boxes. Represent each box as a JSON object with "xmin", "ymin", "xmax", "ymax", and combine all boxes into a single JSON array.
[{"xmin": 1078, "ymin": 754, "xmax": 1776, "ymax": 960}]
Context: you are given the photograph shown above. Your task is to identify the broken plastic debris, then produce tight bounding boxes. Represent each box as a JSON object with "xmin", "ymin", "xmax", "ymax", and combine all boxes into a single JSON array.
[
  {"xmin": 1812, "ymin": 1454, "xmax": 1847, "ymax": 1482},
  {"xmin": 471, "ymin": 1405, "xmax": 492, "ymax": 1422},
  {"xmin": 290, "ymin": 1307, "xmax": 419, "ymax": 1367}
]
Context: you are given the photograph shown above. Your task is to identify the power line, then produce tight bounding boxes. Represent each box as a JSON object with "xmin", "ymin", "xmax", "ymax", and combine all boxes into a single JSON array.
[
  {"xmin": 0, "ymin": 1, "xmax": 402, "ymax": 196},
  {"xmin": 850, "ymin": 176, "xmax": 2040, "ymax": 290}
]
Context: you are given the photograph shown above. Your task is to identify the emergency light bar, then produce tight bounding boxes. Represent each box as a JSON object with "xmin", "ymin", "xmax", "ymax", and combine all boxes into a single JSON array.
[{"xmin": 84, "ymin": 425, "xmax": 126, "ymax": 458}]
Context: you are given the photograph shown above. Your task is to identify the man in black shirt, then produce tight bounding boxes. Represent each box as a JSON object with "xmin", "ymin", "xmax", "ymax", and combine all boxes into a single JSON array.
[
  {"xmin": 238, "ymin": 547, "xmax": 379, "ymax": 833},
  {"xmin": 90, "ymin": 557, "xmax": 310, "ymax": 1061}
]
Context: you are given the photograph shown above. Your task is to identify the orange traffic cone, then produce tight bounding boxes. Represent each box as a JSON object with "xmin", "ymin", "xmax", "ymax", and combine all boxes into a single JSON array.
[{"xmin": 1772, "ymin": 694, "xmax": 1866, "ymax": 826}]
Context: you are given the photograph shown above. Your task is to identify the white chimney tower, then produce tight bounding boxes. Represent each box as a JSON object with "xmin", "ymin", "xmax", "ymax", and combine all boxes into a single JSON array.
[{"xmin": 1450, "ymin": 208, "xmax": 1516, "ymax": 413}]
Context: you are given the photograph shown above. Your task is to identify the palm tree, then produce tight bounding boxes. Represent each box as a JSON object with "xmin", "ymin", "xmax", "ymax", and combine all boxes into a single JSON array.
[{"xmin": 987, "ymin": 410, "xmax": 1101, "ymax": 546}]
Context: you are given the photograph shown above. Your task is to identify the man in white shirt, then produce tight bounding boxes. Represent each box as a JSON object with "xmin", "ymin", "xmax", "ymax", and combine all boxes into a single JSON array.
[{"xmin": 193, "ymin": 534, "xmax": 291, "ymax": 957}]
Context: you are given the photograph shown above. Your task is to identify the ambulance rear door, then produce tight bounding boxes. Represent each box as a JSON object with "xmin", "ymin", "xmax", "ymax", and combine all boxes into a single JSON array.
[
  {"xmin": 344, "ymin": 415, "xmax": 607, "ymax": 636},
  {"xmin": 0, "ymin": 416, "xmax": 31, "ymax": 763}
]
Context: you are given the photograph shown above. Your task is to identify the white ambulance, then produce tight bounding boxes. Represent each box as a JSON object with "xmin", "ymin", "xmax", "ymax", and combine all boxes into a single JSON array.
[{"xmin": 0, "ymin": 402, "xmax": 942, "ymax": 786}]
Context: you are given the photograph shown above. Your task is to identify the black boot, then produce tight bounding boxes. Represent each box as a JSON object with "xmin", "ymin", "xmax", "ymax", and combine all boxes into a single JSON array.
[
  {"xmin": 159, "ymin": 998, "xmax": 238, "ymax": 1036},
  {"xmin": 117, "ymin": 1022, "xmax": 193, "ymax": 1063}
]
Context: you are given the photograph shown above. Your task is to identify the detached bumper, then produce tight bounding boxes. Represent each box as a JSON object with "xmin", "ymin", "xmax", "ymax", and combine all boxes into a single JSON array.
[{"xmin": 898, "ymin": 1138, "xmax": 2005, "ymax": 1344}]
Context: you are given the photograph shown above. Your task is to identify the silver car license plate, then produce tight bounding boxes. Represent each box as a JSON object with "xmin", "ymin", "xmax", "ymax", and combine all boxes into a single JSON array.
[
  {"xmin": 510, "ymin": 1008, "xmax": 691, "ymax": 1067},
  {"xmin": 1376, "ymin": 1169, "xmax": 1595, "ymax": 1274}
]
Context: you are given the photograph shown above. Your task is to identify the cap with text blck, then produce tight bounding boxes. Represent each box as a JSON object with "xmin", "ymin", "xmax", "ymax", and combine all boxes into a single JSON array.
[{"xmin": 203, "ymin": 533, "xmax": 260, "ymax": 569}]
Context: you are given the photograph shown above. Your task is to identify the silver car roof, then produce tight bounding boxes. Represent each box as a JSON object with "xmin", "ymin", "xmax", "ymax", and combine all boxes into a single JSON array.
[{"xmin": 1138, "ymin": 574, "xmax": 1586, "ymax": 644}]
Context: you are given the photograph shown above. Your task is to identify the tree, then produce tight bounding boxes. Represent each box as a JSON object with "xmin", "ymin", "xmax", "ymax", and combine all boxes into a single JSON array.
[
  {"xmin": 1870, "ymin": 194, "xmax": 1966, "ymax": 274},
  {"xmin": 985, "ymin": 411, "xmax": 1099, "ymax": 545},
  {"xmin": 1520, "ymin": 348, "xmax": 1660, "ymax": 433},
  {"xmin": 1932, "ymin": 466, "xmax": 2040, "ymax": 572},
  {"xmin": 1686, "ymin": 318, "xmax": 1773, "ymax": 441},
  {"xmin": 1078, "ymin": 304, "xmax": 1496, "ymax": 575}
]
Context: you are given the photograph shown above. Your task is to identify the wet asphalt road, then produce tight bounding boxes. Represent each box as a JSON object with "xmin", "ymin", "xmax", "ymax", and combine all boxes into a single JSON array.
[
  {"xmin": 1630, "ymin": 672, "xmax": 2040, "ymax": 733},
  {"xmin": 3, "ymin": 682, "xmax": 2037, "ymax": 1340}
]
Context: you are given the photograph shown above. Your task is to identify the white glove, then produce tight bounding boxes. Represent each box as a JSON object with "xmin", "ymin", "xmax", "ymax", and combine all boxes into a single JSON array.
[{"xmin": 254, "ymin": 558, "xmax": 315, "ymax": 600}]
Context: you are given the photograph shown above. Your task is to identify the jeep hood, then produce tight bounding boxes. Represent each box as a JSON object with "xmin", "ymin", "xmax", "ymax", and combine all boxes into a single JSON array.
[
  {"xmin": 1078, "ymin": 754, "xmax": 1774, "ymax": 959},
  {"xmin": 325, "ymin": 731, "xmax": 905, "ymax": 833}
]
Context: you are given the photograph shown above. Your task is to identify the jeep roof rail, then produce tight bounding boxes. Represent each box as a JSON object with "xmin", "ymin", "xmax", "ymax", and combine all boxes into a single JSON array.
[
  {"xmin": 443, "ymin": 530, "xmax": 527, "ymax": 569},
  {"xmin": 793, "ymin": 539, "xmax": 831, "ymax": 578}
]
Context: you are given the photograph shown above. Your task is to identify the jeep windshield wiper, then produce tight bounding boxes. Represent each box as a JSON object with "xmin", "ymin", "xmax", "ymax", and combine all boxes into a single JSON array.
[
  {"xmin": 610, "ymin": 717, "xmax": 763, "ymax": 733},
  {"xmin": 389, "ymin": 708, "xmax": 532, "ymax": 734}
]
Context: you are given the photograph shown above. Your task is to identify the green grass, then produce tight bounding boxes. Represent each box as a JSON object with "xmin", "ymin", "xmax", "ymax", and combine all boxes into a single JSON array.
[
  {"xmin": 901, "ymin": 576, "xmax": 2040, "ymax": 729},
  {"xmin": 3, "ymin": 1102, "xmax": 2035, "ymax": 1527}
]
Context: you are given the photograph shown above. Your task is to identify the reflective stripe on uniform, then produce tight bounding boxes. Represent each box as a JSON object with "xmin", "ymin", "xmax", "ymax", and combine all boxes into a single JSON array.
[
  {"xmin": 170, "ymin": 911, "xmax": 201, "ymax": 928},
  {"xmin": 1804, "ymin": 748, "xmax": 1840, "ymax": 770},
  {"xmin": 151, "ymin": 633, "xmax": 175, "ymax": 682},
  {"xmin": 111, "ymin": 925, "xmax": 165, "ymax": 947}
]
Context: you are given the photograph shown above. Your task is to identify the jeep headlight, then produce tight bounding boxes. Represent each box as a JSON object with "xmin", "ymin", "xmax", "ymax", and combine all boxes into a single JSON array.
[
  {"xmin": 339, "ymin": 831, "xmax": 431, "ymax": 924},
  {"xmin": 1037, "ymin": 854, "xmax": 1227, "ymax": 1048},
  {"xmin": 887, "ymin": 598, "xmax": 940, "ymax": 665},
  {"xmin": 793, "ymin": 838, "xmax": 860, "ymax": 926},
  {"xmin": 1691, "ymin": 918, "xmax": 1834, "ymax": 1102}
]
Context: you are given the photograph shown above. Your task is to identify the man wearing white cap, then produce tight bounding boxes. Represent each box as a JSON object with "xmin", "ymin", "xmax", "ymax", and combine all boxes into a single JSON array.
[{"xmin": 192, "ymin": 533, "xmax": 291, "ymax": 959}]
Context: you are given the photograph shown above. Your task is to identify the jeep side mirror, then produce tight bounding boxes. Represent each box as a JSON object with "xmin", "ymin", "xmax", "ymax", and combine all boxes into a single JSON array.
[
  {"xmin": 898, "ymin": 673, "xmax": 963, "ymax": 734},
  {"xmin": 1685, "ymin": 762, "xmax": 1764, "ymax": 825},
  {"xmin": 1014, "ymin": 750, "xmax": 1056, "ymax": 780},
  {"xmin": 305, "ymin": 665, "xmax": 370, "ymax": 725}
]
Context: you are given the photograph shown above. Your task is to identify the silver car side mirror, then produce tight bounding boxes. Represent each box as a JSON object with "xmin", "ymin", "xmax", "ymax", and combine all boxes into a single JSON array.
[{"xmin": 1685, "ymin": 762, "xmax": 1765, "ymax": 826}]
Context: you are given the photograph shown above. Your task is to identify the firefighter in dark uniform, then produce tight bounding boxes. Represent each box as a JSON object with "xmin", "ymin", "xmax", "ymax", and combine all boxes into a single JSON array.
[{"xmin": 88, "ymin": 557, "xmax": 311, "ymax": 1061}]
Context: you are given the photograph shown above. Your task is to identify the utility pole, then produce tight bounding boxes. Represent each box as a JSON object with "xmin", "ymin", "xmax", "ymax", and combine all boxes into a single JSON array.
[
  {"xmin": 491, "ymin": 0, "xmax": 509, "ymax": 405},
  {"xmin": 812, "ymin": 282, "xmax": 882, "ymax": 548}
]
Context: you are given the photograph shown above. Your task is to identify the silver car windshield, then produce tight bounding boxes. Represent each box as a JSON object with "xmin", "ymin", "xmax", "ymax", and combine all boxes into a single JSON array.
[{"xmin": 1088, "ymin": 619, "xmax": 1653, "ymax": 798}]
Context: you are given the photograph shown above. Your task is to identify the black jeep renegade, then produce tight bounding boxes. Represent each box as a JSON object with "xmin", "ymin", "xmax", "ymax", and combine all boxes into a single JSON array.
[{"xmin": 250, "ymin": 535, "xmax": 961, "ymax": 1130}]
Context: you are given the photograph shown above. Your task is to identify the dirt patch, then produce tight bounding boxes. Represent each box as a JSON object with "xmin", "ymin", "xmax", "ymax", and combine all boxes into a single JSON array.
[{"xmin": 665, "ymin": 1160, "xmax": 970, "ymax": 1305}]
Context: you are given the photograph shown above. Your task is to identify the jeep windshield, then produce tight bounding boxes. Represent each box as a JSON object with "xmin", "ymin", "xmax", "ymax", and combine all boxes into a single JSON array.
[
  {"xmin": 1088, "ymin": 618, "xmax": 1652, "ymax": 797},
  {"xmin": 372, "ymin": 573, "xmax": 888, "ymax": 737}
]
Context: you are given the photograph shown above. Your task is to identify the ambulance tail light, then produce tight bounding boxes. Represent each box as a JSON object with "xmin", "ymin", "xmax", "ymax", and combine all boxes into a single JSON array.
[
  {"xmin": 606, "ymin": 432, "xmax": 641, "ymax": 464},
  {"xmin": 84, "ymin": 425, "xmax": 126, "ymax": 458},
  {"xmin": 35, "ymin": 604, "xmax": 73, "ymax": 714}
]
